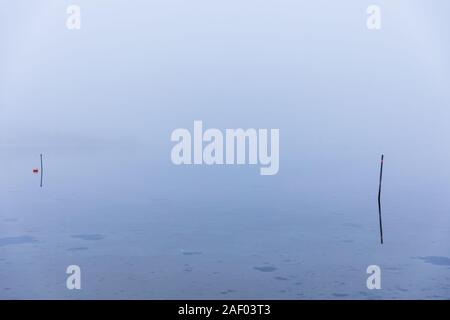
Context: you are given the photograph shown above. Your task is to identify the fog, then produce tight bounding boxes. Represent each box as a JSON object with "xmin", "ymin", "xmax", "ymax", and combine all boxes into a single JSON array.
[{"xmin": 1, "ymin": 0, "xmax": 450, "ymax": 299}]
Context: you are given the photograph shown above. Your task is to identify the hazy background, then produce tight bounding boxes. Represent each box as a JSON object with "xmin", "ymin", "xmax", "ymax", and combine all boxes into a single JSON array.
[{"xmin": 1, "ymin": 0, "xmax": 450, "ymax": 299}]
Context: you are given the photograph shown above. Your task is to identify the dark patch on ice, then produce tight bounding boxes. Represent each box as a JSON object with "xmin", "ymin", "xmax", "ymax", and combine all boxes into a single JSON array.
[
  {"xmin": 220, "ymin": 289, "xmax": 236, "ymax": 295},
  {"xmin": 254, "ymin": 266, "xmax": 277, "ymax": 272},
  {"xmin": 274, "ymin": 276, "xmax": 289, "ymax": 281},
  {"xmin": 72, "ymin": 234, "xmax": 104, "ymax": 241},
  {"xmin": 183, "ymin": 264, "xmax": 193, "ymax": 272},
  {"xmin": 182, "ymin": 251, "xmax": 202, "ymax": 256},
  {"xmin": 0, "ymin": 236, "xmax": 38, "ymax": 247},
  {"xmin": 67, "ymin": 247, "xmax": 89, "ymax": 251},
  {"xmin": 3, "ymin": 218, "xmax": 17, "ymax": 222},
  {"xmin": 332, "ymin": 293, "xmax": 349, "ymax": 297},
  {"xmin": 418, "ymin": 256, "xmax": 450, "ymax": 267}
]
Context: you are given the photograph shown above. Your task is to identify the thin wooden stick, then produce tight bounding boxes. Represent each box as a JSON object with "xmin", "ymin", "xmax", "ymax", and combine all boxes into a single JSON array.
[
  {"xmin": 40, "ymin": 154, "xmax": 43, "ymax": 188},
  {"xmin": 377, "ymin": 154, "xmax": 384, "ymax": 244}
]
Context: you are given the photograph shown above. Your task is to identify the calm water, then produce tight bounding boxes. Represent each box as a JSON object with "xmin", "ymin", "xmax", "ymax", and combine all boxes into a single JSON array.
[{"xmin": 1, "ymin": 145, "xmax": 450, "ymax": 299}]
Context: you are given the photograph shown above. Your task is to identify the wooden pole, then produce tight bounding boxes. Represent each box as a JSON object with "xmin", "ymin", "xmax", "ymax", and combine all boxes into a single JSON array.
[
  {"xmin": 40, "ymin": 154, "xmax": 43, "ymax": 188},
  {"xmin": 377, "ymin": 154, "xmax": 384, "ymax": 244}
]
